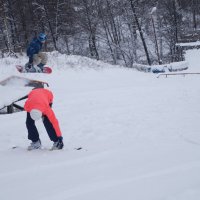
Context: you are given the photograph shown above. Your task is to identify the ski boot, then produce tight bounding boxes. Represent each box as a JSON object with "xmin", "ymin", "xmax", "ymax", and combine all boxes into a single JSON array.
[
  {"xmin": 24, "ymin": 62, "xmax": 34, "ymax": 72},
  {"xmin": 37, "ymin": 63, "xmax": 45, "ymax": 72},
  {"xmin": 27, "ymin": 139, "xmax": 41, "ymax": 151},
  {"xmin": 51, "ymin": 137, "xmax": 64, "ymax": 150}
]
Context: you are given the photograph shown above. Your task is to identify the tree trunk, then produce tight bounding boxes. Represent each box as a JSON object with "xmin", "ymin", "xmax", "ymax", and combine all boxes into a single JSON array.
[
  {"xmin": 43, "ymin": 0, "xmax": 58, "ymax": 51},
  {"xmin": 129, "ymin": 0, "xmax": 151, "ymax": 65}
]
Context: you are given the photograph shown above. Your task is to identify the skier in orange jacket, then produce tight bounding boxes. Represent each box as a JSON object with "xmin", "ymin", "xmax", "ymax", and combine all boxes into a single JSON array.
[{"xmin": 24, "ymin": 88, "xmax": 64, "ymax": 150}]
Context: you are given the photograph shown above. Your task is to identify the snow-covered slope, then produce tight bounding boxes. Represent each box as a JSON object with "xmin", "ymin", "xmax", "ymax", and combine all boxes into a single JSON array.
[
  {"xmin": 185, "ymin": 49, "xmax": 200, "ymax": 72},
  {"xmin": 1, "ymin": 52, "xmax": 200, "ymax": 200}
]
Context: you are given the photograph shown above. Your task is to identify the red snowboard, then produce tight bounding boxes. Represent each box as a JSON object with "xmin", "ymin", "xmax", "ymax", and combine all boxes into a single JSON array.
[{"xmin": 16, "ymin": 65, "xmax": 52, "ymax": 74}]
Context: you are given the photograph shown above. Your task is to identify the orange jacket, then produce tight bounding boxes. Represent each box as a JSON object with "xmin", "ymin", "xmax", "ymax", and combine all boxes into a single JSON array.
[{"xmin": 24, "ymin": 88, "xmax": 62, "ymax": 137}]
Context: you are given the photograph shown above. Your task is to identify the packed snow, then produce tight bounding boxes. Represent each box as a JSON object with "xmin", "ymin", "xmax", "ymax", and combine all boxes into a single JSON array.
[{"xmin": 0, "ymin": 50, "xmax": 200, "ymax": 200}]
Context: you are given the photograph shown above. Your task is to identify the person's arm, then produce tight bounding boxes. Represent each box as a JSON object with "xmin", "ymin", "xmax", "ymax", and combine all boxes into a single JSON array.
[
  {"xmin": 46, "ymin": 90, "xmax": 54, "ymax": 107},
  {"xmin": 27, "ymin": 40, "xmax": 41, "ymax": 63},
  {"xmin": 49, "ymin": 91, "xmax": 54, "ymax": 104}
]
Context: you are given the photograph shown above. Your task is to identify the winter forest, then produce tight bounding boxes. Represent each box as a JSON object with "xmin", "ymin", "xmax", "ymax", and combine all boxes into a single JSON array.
[{"xmin": 0, "ymin": 0, "xmax": 200, "ymax": 67}]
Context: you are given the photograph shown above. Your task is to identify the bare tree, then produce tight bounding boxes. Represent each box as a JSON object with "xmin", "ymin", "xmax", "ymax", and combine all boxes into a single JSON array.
[
  {"xmin": 0, "ymin": 0, "xmax": 18, "ymax": 56},
  {"xmin": 157, "ymin": 0, "xmax": 182, "ymax": 62},
  {"xmin": 74, "ymin": 0, "xmax": 99, "ymax": 59},
  {"xmin": 128, "ymin": 0, "xmax": 152, "ymax": 65}
]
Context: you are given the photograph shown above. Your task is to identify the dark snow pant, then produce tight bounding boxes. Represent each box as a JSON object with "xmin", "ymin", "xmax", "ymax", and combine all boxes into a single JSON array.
[{"xmin": 26, "ymin": 112, "xmax": 59, "ymax": 142}]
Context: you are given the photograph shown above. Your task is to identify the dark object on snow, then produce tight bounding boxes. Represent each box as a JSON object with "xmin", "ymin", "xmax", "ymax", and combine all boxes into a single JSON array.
[
  {"xmin": 75, "ymin": 147, "xmax": 83, "ymax": 150},
  {"xmin": 152, "ymin": 68, "xmax": 165, "ymax": 73}
]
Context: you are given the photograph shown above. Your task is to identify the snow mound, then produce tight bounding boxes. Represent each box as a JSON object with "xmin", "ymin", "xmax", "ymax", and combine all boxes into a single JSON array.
[
  {"xmin": 133, "ymin": 61, "xmax": 188, "ymax": 73},
  {"xmin": 0, "ymin": 51, "xmax": 117, "ymax": 74},
  {"xmin": 48, "ymin": 51, "xmax": 117, "ymax": 70}
]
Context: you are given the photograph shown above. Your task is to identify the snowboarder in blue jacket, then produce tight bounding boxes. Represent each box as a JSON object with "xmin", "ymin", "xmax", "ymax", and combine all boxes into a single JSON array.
[{"xmin": 25, "ymin": 33, "xmax": 47, "ymax": 72}]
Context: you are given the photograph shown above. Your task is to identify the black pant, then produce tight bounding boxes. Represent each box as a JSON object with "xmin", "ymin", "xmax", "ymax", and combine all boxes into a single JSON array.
[{"xmin": 26, "ymin": 112, "xmax": 58, "ymax": 142}]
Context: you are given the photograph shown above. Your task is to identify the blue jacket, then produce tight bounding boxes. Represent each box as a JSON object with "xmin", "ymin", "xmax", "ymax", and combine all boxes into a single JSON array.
[{"xmin": 27, "ymin": 37, "xmax": 43, "ymax": 63}]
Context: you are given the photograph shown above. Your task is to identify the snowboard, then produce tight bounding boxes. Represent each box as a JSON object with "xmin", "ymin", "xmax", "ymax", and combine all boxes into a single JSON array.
[{"xmin": 16, "ymin": 65, "xmax": 52, "ymax": 74}]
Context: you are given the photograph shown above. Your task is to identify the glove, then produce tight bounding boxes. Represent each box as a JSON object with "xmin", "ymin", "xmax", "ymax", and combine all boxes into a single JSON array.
[{"xmin": 55, "ymin": 137, "xmax": 64, "ymax": 149}]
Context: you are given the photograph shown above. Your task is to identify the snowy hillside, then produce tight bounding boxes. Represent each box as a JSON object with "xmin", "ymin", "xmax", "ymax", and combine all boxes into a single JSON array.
[{"xmin": 1, "ymin": 51, "xmax": 200, "ymax": 200}]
